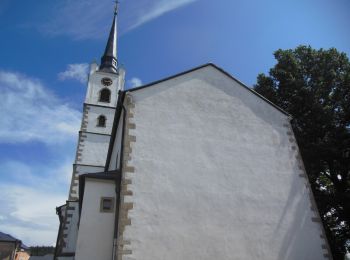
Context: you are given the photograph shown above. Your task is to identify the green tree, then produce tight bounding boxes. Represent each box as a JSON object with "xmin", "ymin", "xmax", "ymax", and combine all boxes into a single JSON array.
[
  {"xmin": 30, "ymin": 246, "xmax": 55, "ymax": 256},
  {"xmin": 254, "ymin": 45, "xmax": 350, "ymax": 259}
]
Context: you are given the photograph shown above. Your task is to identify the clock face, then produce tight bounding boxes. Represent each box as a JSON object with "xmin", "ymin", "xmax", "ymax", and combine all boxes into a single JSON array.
[{"xmin": 101, "ymin": 77, "xmax": 113, "ymax": 86}]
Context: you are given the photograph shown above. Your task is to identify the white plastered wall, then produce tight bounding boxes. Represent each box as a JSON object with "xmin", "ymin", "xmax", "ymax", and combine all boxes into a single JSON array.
[
  {"xmin": 121, "ymin": 65, "xmax": 328, "ymax": 260},
  {"xmin": 75, "ymin": 179, "xmax": 116, "ymax": 260},
  {"xmin": 78, "ymin": 133, "xmax": 111, "ymax": 166},
  {"xmin": 84, "ymin": 105, "xmax": 115, "ymax": 134}
]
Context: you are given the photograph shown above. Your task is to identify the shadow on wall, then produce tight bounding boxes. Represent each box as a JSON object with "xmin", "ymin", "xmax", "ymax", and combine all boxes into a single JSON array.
[{"xmin": 274, "ymin": 158, "xmax": 323, "ymax": 260}]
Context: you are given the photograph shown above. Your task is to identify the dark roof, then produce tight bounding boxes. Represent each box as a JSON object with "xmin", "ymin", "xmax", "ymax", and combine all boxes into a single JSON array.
[
  {"xmin": 21, "ymin": 243, "xmax": 29, "ymax": 250},
  {"xmin": 81, "ymin": 171, "xmax": 119, "ymax": 180},
  {"xmin": 0, "ymin": 231, "xmax": 28, "ymax": 249},
  {"xmin": 126, "ymin": 63, "xmax": 290, "ymax": 116},
  {"xmin": 0, "ymin": 231, "xmax": 18, "ymax": 242}
]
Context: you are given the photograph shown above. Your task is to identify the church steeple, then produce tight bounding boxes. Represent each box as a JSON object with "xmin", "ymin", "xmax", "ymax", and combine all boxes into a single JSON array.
[{"xmin": 100, "ymin": 4, "xmax": 118, "ymax": 73}]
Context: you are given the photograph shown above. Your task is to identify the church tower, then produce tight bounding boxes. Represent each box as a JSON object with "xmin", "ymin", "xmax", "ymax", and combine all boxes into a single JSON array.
[
  {"xmin": 68, "ymin": 11, "xmax": 124, "ymax": 201},
  {"xmin": 55, "ymin": 7, "xmax": 124, "ymax": 259}
]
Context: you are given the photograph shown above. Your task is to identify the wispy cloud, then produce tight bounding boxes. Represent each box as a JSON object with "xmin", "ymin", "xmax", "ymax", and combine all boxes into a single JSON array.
[
  {"xmin": 1, "ymin": 160, "xmax": 72, "ymax": 188},
  {"xmin": 127, "ymin": 0, "xmax": 198, "ymax": 31},
  {"xmin": 0, "ymin": 71, "xmax": 81, "ymax": 144},
  {"xmin": 41, "ymin": 0, "xmax": 199, "ymax": 40},
  {"xmin": 0, "ymin": 70, "xmax": 78, "ymax": 245},
  {"xmin": 0, "ymin": 160, "xmax": 72, "ymax": 245},
  {"xmin": 128, "ymin": 77, "xmax": 143, "ymax": 88},
  {"xmin": 41, "ymin": 0, "xmax": 110, "ymax": 40},
  {"xmin": 58, "ymin": 63, "xmax": 89, "ymax": 84}
]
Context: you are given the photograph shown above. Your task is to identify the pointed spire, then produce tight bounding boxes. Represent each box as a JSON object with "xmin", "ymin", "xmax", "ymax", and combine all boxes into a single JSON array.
[{"xmin": 100, "ymin": 2, "xmax": 118, "ymax": 73}]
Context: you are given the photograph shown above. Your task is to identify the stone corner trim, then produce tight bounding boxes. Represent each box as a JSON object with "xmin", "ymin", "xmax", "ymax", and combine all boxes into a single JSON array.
[{"xmin": 117, "ymin": 93, "xmax": 136, "ymax": 260}]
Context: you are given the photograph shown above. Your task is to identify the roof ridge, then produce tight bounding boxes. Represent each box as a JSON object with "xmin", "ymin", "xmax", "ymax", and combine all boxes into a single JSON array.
[{"xmin": 125, "ymin": 63, "xmax": 290, "ymax": 117}]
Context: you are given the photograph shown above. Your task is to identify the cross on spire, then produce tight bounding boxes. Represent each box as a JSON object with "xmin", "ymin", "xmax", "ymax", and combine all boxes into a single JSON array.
[{"xmin": 114, "ymin": 0, "xmax": 119, "ymax": 15}]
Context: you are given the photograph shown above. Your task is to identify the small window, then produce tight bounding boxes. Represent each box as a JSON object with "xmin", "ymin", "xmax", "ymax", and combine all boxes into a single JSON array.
[
  {"xmin": 99, "ymin": 88, "xmax": 111, "ymax": 103},
  {"xmin": 97, "ymin": 115, "xmax": 106, "ymax": 127},
  {"xmin": 100, "ymin": 197, "xmax": 114, "ymax": 213}
]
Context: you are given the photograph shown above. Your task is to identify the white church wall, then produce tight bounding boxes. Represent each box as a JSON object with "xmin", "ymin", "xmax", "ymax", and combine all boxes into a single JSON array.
[
  {"xmin": 75, "ymin": 179, "xmax": 116, "ymax": 260},
  {"xmin": 69, "ymin": 165, "xmax": 105, "ymax": 198},
  {"xmin": 84, "ymin": 105, "xmax": 115, "ymax": 134},
  {"xmin": 76, "ymin": 132, "xmax": 110, "ymax": 166},
  {"xmin": 120, "ymin": 65, "xmax": 328, "ymax": 260}
]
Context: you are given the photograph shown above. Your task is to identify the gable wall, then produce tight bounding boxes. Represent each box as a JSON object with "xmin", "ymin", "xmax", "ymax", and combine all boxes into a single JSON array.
[{"xmin": 118, "ymin": 66, "xmax": 329, "ymax": 260}]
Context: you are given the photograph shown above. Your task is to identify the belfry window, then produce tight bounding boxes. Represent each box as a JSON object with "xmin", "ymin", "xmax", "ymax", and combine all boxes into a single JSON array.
[
  {"xmin": 97, "ymin": 115, "xmax": 106, "ymax": 127},
  {"xmin": 99, "ymin": 88, "xmax": 111, "ymax": 103}
]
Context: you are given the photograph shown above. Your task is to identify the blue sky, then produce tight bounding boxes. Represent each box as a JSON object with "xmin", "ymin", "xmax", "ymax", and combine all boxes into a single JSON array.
[{"xmin": 0, "ymin": 0, "xmax": 349, "ymax": 246}]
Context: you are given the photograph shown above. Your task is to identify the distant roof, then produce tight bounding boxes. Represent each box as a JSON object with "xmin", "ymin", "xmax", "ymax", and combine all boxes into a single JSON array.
[
  {"xmin": 0, "ymin": 231, "xmax": 18, "ymax": 242},
  {"xmin": 21, "ymin": 243, "xmax": 29, "ymax": 250},
  {"xmin": 0, "ymin": 231, "xmax": 28, "ymax": 249}
]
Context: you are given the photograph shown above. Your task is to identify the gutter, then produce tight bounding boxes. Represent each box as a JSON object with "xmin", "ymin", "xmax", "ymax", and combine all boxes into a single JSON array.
[
  {"xmin": 112, "ymin": 103, "xmax": 127, "ymax": 260},
  {"xmin": 105, "ymin": 91, "xmax": 126, "ymax": 171}
]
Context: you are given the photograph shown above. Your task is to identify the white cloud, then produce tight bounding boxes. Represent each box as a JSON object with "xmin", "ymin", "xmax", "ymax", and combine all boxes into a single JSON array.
[
  {"xmin": 0, "ymin": 184, "xmax": 66, "ymax": 245},
  {"xmin": 41, "ymin": 0, "xmax": 199, "ymax": 40},
  {"xmin": 128, "ymin": 77, "xmax": 143, "ymax": 88},
  {"xmin": 0, "ymin": 71, "xmax": 81, "ymax": 144},
  {"xmin": 41, "ymin": 0, "xmax": 111, "ymax": 40},
  {"xmin": 1, "ymin": 159, "xmax": 72, "ymax": 187},
  {"xmin": 0, "ymin": 160, "xmax": 72, "ymax": 245},
  {"xmin": 58, "ymin": 63, "xmax": 89, "ymax": 83},
  {"xmin": 0, "ymin": 70, "xmax": 78, "ymax": 245},
  {"xmin": 128, "ymin": 0, "xmax": 198, "ymax": 30}
]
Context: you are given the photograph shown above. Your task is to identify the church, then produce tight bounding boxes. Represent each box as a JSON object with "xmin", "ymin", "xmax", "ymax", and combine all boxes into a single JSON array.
[{"xmin": 54, "ymin": 8, "xmax": 332, "ymax": 260}]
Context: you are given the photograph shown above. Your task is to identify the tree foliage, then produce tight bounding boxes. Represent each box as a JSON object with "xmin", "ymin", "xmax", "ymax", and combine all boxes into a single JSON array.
[
  {"xmin": 30, "ymin": 246, "xmax": 55, "ymax": 256},
  {"xmin": 254, "ymin": 46, "xmax": 350, "ymax": 259}
]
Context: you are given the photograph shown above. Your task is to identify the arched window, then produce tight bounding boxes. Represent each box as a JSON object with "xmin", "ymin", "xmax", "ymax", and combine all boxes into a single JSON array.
[
  {"xmin": 99, "ymin": 88, "xmax": 111, "ymax": 103},
  {"xmin": 97, "ymin": 115, "xmax": 106, "ymax": 127}
]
